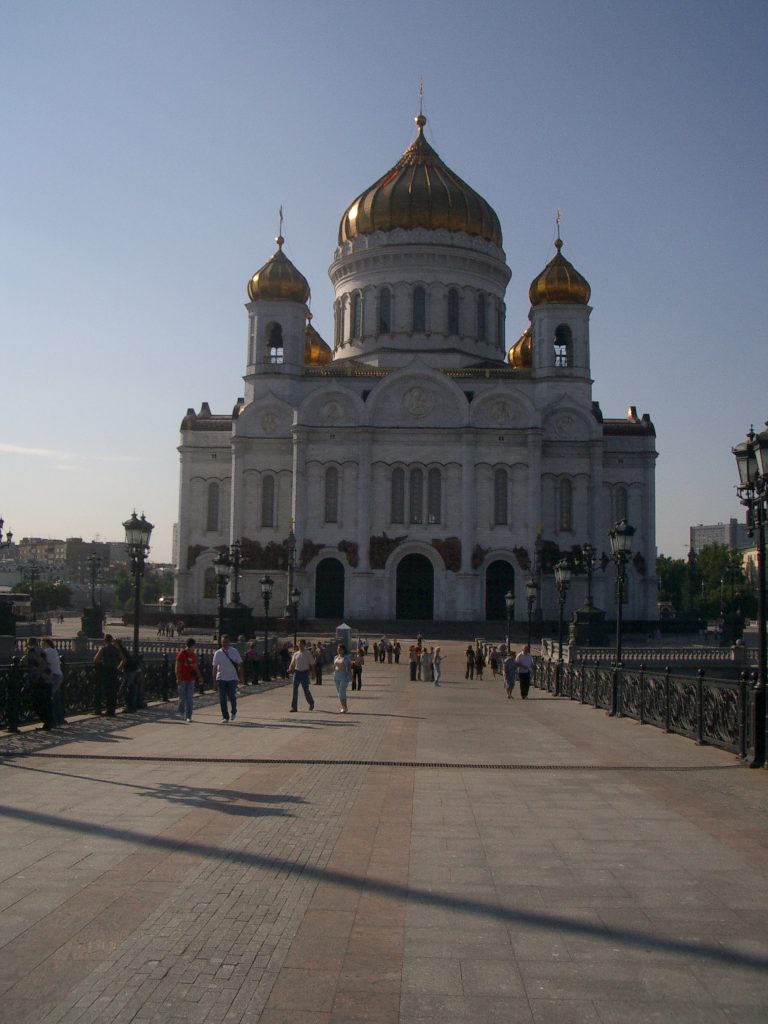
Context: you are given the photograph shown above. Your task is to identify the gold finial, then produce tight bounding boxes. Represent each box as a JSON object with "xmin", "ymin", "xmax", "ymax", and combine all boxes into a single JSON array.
[
  {"xmin": 555, "ymin": 209, "xmax": 562, "ymax": 249},
  {"xmin": 415, "ymin": 79, "xmax": 426, "ymax": 131},
  {"xmin": 275, "ymin": 206, "xmax": 284, "ymax": 248}
]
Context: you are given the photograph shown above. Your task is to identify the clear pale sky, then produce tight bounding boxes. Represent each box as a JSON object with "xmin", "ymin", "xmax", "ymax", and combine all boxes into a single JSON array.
[{"xmin": 2, "ymin": 0, "xmax": 766, "ymax": 564}]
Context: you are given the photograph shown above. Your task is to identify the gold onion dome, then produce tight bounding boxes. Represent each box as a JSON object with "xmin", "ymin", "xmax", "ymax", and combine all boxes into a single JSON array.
[
  {"xmin": 507, "ymin": 325, "xmax": 532, "ymax": 368},
  {"xmin": 247, "ymin": 235, "xmax": 310, "ymax": 304},
  {"xmin": 529, "ymin": 238, "xmax": 591, "ymax": 306},
  {"xmin": 304, "ymin": 313, "xmax": 332, "ymax": 366},
  {"xmin": 338, "ymin": 114, "xmax": 503, "ymax": 246}
]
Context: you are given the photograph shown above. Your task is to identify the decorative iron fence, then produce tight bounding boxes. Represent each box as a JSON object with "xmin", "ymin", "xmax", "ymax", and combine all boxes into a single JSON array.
[{"xmin": 534, "ymin": 658, "xmax": 755, "ymax": 759}]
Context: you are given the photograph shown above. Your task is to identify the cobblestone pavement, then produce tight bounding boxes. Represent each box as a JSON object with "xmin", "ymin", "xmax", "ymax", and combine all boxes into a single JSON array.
[{"xmin": 0, "ymin": 641, "xmax": 767, "ymax": 1023}]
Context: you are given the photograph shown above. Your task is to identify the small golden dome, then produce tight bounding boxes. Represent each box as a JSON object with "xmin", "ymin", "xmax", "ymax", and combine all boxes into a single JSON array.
[
  {"xmin": 507, "ymin": 325, "xmax": 532, "ymax": 368},
  {"xmin": 304, "ymin": 314, "xmax": 332, "ymax": 366},
  {"xmin": 247, "ymin": 235, "xmax": 310, "ymax": 304},
  {"xmin": 529, "ymin": 238, "xmax": 591, "ymax": 307},
  {"xmin": 339, "ymin": 114, "xmax": 503, "ymax": 247}
]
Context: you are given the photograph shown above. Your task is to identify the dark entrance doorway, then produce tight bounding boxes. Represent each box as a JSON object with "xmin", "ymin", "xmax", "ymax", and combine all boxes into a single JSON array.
[
  {"xmin": 315, "ymin": 558, "xmax": 345, "ymax": 619},
  {"xmin": 396, "ymin": 553, "xmax": 434, "ymax": 620},
  {"xmin": 485, "ymin": 560, "xmax": 515, "ymax": 620}
]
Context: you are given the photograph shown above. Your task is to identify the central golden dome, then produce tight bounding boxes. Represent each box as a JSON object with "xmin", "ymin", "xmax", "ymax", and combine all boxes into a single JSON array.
[{"xmin": 338, "ymin": 114, "xmax": 503, "ymax": 247}]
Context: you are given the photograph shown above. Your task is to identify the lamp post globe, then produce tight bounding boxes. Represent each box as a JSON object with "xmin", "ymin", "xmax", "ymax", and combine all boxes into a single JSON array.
[
  {"xmin": 122, "ymin": 511, "xmax": 153, "ymax": 658},
  {"xmin": 260, "ymin": 574, "xmax": 274, "ymax": 682}
]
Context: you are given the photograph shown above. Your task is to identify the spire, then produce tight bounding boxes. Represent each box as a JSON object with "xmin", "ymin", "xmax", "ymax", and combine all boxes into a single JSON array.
[
  {"xmin": 415, "ymin": 79, "xmax": 426, "ymax": 132},
  {"xmin": 276, "ymin": 206, "xmax": 284, "ymax": 249}
]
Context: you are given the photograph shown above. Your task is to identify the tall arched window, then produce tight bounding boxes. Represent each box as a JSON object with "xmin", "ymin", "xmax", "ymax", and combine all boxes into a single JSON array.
[
  {"xmin": 324, "ymin": 467, "xmax": 339, "ymax": 523},
  {"xmin": 205, "ymin": 481, "xmax": 220, "ymax": 532},
  {"xmin": 559, "ymin": 478, "xmax": 573, "ymax": 532},
  {"xmin": 554, "ymin": 324, "xmax": 572, "ymax": 367},
  {"xmin": 427, "ymin": 468, "xmax": 441, "ymax": 524},
  {"xmin": 493, "ymin": 469, "xmax": 508, "ymax": 525},
  {"xmin": 266, "ymin": 322, "xmax": 283, "ymax": 364},
  {"xmin": 261, "ymin": 475, "xmax": 275, "ymax": 527},
  {"xmin": 409, "ymin": 468, "xmax": 424, "ymax": 524},
  {"xmin": 413, "ymin": 286, "xmax": 426, "ymax": 332},
  {"xmin": 391, "ymin": 468, "xmax": 405, "ymax": 524},
  {"xmin": 203, "ymin": 567, "xmax": 216, "ymax": 600},
  {"xmin": 379, "ymin": 288, "xmax": 391, "ymax": 333},
  {"xmin": 615, "ymin": 485, "xmax": 628, "ymax": 524},
  {"xmin": 477, "ymin": 294, "xmax": 486, "ymax": 340},
  {"xmin": 351, "ymin": 293, "xmax": 362, "ymax": 339},
  {"xmin": 447, "ymin": 288, "xmax": 460, "ymax": 334}
]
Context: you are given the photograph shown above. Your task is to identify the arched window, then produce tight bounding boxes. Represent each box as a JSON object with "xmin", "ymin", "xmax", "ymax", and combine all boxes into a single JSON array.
[
  {"xmin": 261, "ymin": 475, "xmax": 275, "ymax": 527},
  {"xmin": 554, "ymin": 324, "xmax": 572, "ymax": 367},
  {"xmin": 409, "ymin": 468, "xmax": 423, "ymax": 524},
  {"xmin": 205, "ymin": 481, "xmax": 220, "ymax": 532},
  {"xmin": 559, "ymin": 478, "xmax": 573, "ymax": 532},
  {"xmin": 447, "ymin": 288, "xmax": 460, "ymax": 334},
  {"xmin": 351, "ymin": 293, "xmax": 362, "ymax": 339},
  {"xmin": 413, "ymin": 286, "xmax": 426, "ymax": 332},
  {"xmin": 391, "ymin": 467, "xmax": 405, "ymax": 524},
  {"xmin": 477, "ymin": 294, "xmax": 486, "ymax": 340},
  {"xmin": 333, "ymin": 300, "xmax": 341, "ymax": 347},
  {"xmin": 493, "ymin": 469, "xmax": 508, "ymax": 525},
  {"xmin": 379, "ymin": 288, "xmax": 391, "ymax": 333},
  {"xmin": 427, "ymin": 468, "xmax": 441, "ymax": 524},
  {"xmin": 615, "ymin": 485, "xmax": 628, "ymax": 523},
  {"xmin": 497, "ymin": 299, "xmax": 505, "ymax": 346},
  {"xmin": 266, "ymin": 322, "xmax": 283, "ymax": 364},
  {"xmin": 324, "ymin": 466, "xmax": 339, "ymax": 523},
  {"xmin": 203, "ymin": 567, "xmax": 216, "ymax": 600}
]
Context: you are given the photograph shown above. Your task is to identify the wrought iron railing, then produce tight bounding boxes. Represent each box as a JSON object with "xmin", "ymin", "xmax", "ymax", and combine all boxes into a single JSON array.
[{"xmin": 534, "ymin": 658, "xmax": 755, "ymax": 759}]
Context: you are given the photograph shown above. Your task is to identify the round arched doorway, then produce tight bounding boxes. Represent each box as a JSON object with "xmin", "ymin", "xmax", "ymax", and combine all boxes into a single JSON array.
[
  {"xmin": 314, "ymin": 558, "xmax": 345, "ymax": 619},
  {"xmin": 396, "ymin": 553, "xmax": 434, "ymax": 620},
  {"xmin": 485, "ymin": 560, "xmax": 515, "ymax": 620}
]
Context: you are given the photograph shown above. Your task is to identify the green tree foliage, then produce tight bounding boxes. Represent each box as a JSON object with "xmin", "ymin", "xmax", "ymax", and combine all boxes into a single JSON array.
[
  {"xmin": 657, "ymin": 545, "xmax": 753, "ymax": 619},
  {"xmin": 111, "ymin": 566, "xmax": 167, "ymax": 612}
]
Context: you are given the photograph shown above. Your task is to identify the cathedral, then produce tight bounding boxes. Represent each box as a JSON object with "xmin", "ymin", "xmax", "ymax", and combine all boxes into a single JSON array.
[{"xmin": 173, "ymin": 111, "xmax": 658, "ymax": 626}]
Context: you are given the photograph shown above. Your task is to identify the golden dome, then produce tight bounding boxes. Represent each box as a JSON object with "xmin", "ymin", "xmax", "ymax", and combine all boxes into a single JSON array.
[
  {"xmin": 247, "ymin": 235, "xmax": 310, "ymax": 304},
  {"xmin": 338, "ymin": 114, "xmax": 503, "ymax": 247},
  {"xmin": 529, "ymin": 238, "xmax": 591, "ymax": 307},
  {"xmin": 507, "ymin": 325, "xmax": 532, "ymax": 368},
  {"xmin": 304, "ymin": 313, "xmax": 332, "ymax": 366}
]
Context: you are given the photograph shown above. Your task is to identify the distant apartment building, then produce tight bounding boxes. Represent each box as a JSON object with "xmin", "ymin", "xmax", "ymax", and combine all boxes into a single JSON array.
[
  {"xmin": 17, "ymin": 537, "xmax": 128, "ymax": 583},
  {"xmin": 689, "ymin": 518, "xmax": 750, "ymax": 554}
]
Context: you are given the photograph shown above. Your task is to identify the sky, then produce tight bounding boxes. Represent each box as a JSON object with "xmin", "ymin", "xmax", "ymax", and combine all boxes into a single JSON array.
[{"xmin": 1, "ymin": 0, "xmax": 767, "ymax": 564}]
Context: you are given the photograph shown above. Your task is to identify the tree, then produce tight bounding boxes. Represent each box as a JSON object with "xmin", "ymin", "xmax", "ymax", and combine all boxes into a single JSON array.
[{"xmin": 11, "ymin": 580, "xmax": 72, "ymax": 614}]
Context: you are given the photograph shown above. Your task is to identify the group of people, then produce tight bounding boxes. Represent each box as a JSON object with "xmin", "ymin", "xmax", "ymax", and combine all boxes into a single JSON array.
[
  {"xmin": 407, "ymin": 642, "xmax": 443, "ymax": 685},
  {"xmin": 20, "ymin": 636, "xmax": 65, "ymax": 730},
  {"xmin": 286, "ymin": 640, "xmax": 365, "ymax": 715},
  {"xmin": 157, "ymin": 619, "xmax": 184, "ymax": 637}
]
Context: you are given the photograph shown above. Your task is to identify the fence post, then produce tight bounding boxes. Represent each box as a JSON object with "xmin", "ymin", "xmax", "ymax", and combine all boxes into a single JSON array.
[
  {"xmin": 639, "ymin": 664, "xmax": 646, "ymax": 725},
  {"xmin": 696, "ymin": 669, "xmax": 705, "ymax": 745},
  {"xmin": 664, "ymin": 666, "xmax": 671, "ymax": 733}
]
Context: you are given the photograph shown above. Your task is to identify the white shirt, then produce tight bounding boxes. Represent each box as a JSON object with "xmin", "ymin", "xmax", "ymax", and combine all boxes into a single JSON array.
[{"xmin": 212, "ymin": 646, "xmax": 242, "ymax": 681}]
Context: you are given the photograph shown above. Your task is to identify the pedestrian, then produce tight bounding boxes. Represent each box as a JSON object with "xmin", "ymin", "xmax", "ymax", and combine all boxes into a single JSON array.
[
  {"xmin": 393, "ymin": 639, "xmax": 401, "ymax": 663},
  {"xmin": 420, "ymin": 645, "xmax": 432, "ymax": 682},
  {"xmin": 288, "ymin": 638, "xmax": 315, "ymax": 712},
  {"xmin": 351, "ymin": 648, "xmax": 364, "ymax": 690},
  {"xmin": 515, "ymin": 644, "xmax": 534, "ymax": 699},
  {"xmin": 24, "ymin": 637, "xmax": 52, "ymax": 729},
  {"xmin": 93, "ymin": 634, "xmax": 121, "ymax": 716},
  {"xmin": 212, "ymin": 634, "xmax": 243, "ymax": 722},
  {"xmin": 115, "ymin": 638, "xmax": 141, "ymax": 712},
  {"xmin": 503, "ymin": 650, "xmax": 516, "ymax": 699},
  {"xmin": 279, "ymin": 644, "xmax": 291, "ymax": 679},
  {"xmin": 408, "ymin": 644, "xmax": 418, "ymax": 681},
  {"xmin": 313, "ymin": 642, "xmax": 324, "ymax": 685},
  {"xmin": 41, "ymin": 637, "xmax": 65, "ymax": 726},
  {"xmin": 433, "ymin": 646, "xmax": 443, "ymax": 685},
  {"xmin": 465, "ymin": 644, "xmax": 475, "ymax": 679},
  {"xmin": 175, "ymin": 637, "xmax": 203, "ymax": 721},
  {"xmin": 475, "ymin": 646, "xmax": 485, "ymax": 680},
  {"xmin": 333, "ymin": 642, "xmax": 352, "ymax": 713}
]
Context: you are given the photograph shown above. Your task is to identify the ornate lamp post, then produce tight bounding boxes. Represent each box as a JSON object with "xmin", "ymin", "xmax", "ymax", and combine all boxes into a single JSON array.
[
  {"xmin": 504, "ymin": 589, "xmax": 515, "ymax": 651},
  {"xmin": 260, "ymin": 574, "xmax": 274, "ymax": 682},
  {"xmin": 213, "ymin": 551, "xmax": 231, "ymax": 642},
  {"xmin": 229, "ymin": 540, "xmax": 242, "ymax": 606},
  {"xmin": 86, "ymin": 554, "xmax": 101, "ymax": 607},
  {"xmin": 582, "ymin": 543, "xmax": 596, "ymax": 608},
  {"xmin": 290, "ymin": 586, "xmax": 301, "ymax": 648},
  {"xmin": 285, "ymin": 526, "xmax": 297, "ymax": 616},
  {"xmin": 123, "ymin": 511, "xmax": 154, "ymax": 658},
  {"xmin": 554, "ymin": 560, "xmax": 572, "ymax": 695},
  {"xmin": 608, "ymin": 519, "xmax": 634, "ymax": 716},
  {"xmin": 526, "ymin": 576, "xmax": 537, "ymax": 648},
  {"xmin": 733, "ymin": 423, "xmax": 768, "ymax": 768},
  {"xmin": 0, "ymin": 517, "xmax": 13, "ymax": 550}
]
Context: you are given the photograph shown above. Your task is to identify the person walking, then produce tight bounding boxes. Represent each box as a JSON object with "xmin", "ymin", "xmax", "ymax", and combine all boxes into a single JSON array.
[
  {"xmin": 420, "ymin": 645, "xmax": 432, "ymax": 683},
  {"xmin": 41, "ymin": 637, "xmax": 65, "ymax": 727},
  {"xmin": 333, "ymin": 643, "xmax": 352, "ymax": 713},
  {"xmin": 433, "ymin": 647, "xmax": 443, "ymax": 686},
  {"xmin": 475, "ymin": 646, "xmax": 485, "ymax": 680},
  {"xmin": 212, "ymin": 634, "xmax": 243, "ymax": 722},
  {"xmin": 93, "ymin": 634, "xmax": 121, "ymax": 716},
  {"xmin": 351, "ymin": 648, "xmax": 364, "ymax": 691},
  {"xmin": 115, "ymin": 638, "xmax": 141, "ymax": 712},
  {"xmin": 313, "ymin": 642, "xmax": 324, "ymax": 685},
  {"xmin": 408, "ymin": 644, "xmax": 418, "ymax": 681},
  {"xmin": 515, "ymin": 644, "xmax": 534, "ymax": 699},
  {"xmin": 503, "ymin": 650, "xmax": 516, "ymax": 699},
  {"xmin": 465, "ymin": 645, "xmax": 475, "ymax": 680},
  {"xmin": 245, "ymin": 640, "xmax": 260, "ymax": 685},
  {"xmin": 175, "ymin": 637, "xmax": 203, "ymax": 721},
  {"xmin": 288, "ymin": 638, "xmax": 315, "ymax": 712}
]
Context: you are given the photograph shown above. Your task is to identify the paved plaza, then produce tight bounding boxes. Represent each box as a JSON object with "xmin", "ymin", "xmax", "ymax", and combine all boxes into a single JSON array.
[{"xmin": 0, "ymin": 640, "xmax": 767, "ymax": 1023}]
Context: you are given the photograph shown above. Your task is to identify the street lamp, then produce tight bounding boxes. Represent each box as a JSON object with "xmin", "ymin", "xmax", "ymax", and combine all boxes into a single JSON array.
[
  {"xmin": 213, "ymin": 551, "xmax": 231, "ymax": 642},
  {"xmin": 733, "ymin": 422, "xmax": 768, "ymax": 767},
  {"xmin": 504, "ymin": 589, "xmax": 515, "ymax": 651},
  {"xmin": 260, "ymin": 574, "xmax": 274, "ymax": 682},
  {"xmin": 123, "ymin": 511, "xmax": 154, "ymax": 658},
  {"xmin": 581, "ymin": 543, "xmax": 596, "ymax": 609},
  {"xmin": 526, "ymin": 576, "xmax": 537, "ymax": 648},
  {"xmin": 554, "ymin": 560, "xmax": 572, "ymax": 695},
  {"xmin": 290, "ymin": 586, "xmax": 301, "ymax": 648},
  {"xmin": 0, "ymin": 517, "xmax": 13, "ymax": 550},
  {"xmin": 609, "ymin": 519, "xmax": 635, "ymax": 671},
  {"xmin": 86, "ymin": 554, "xmax": 101, "ymax": 607},
  {"xmin": 229, "ymin": 540, "xmax": 242, "ymax": 606}
]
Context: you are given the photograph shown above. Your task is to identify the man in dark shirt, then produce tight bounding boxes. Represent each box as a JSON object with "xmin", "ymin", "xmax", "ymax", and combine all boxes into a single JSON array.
[
  {"xmin": 94, "ymin": 634, "xmax": 121, "ymax": 716},
  {"xmin": 23, "ymin": 637, "xmax": 52, "ymax": 729}
]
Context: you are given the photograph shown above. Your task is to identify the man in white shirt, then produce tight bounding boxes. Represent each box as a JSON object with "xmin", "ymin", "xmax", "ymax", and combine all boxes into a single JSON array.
[
  {"xmin": 288, "ymin": 639, "xmax": 315, "ymax": 712},
  {"xmin": 212, "ymin": 635, "xmax": 244, "ymax": 722},
  {"xmin": 515, "ymin": 644, "xmax": 535, "ymax": 699}
]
